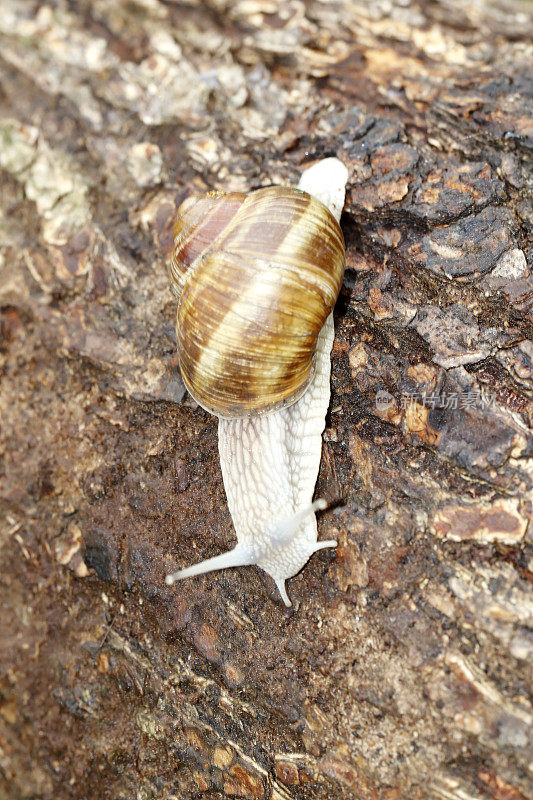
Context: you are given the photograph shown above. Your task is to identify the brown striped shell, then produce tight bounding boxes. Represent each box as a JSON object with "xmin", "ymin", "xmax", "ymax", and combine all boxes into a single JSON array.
[{"xmin": 168, "ymin": 185, "xmax": 345, "ymax": 418}]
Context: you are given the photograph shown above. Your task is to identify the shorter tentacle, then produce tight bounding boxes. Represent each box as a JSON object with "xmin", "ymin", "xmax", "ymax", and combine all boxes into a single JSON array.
[
  {"xmin": 275, "ymin": 579, "xmax": 291, "ymax": 607},
  {"xmin": 311, "ymin": 539, "xmax": 338, "ymax": 553}
]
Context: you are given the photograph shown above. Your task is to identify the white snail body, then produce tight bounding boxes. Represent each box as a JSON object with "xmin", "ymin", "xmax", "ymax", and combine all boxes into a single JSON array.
[{"xmin": 166, "ymin": 158, "xmax": 348, "ymax": 605}]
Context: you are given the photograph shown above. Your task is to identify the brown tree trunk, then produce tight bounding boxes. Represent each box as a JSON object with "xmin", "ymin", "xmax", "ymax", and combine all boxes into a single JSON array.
[{"xmin": 1, "ymin": 1, "xmax": 532, "ymax": 798}]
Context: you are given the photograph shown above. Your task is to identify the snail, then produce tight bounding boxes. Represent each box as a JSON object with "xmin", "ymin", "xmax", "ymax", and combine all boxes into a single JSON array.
[{"xmin": 165, "ymin": 158, "xmax": 348, "ymax": 605}]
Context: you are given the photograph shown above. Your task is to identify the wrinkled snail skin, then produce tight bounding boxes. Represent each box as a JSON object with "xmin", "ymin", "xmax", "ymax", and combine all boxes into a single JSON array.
[{"xmin": 166, "ymin": 158, "xmax": 348, "ymax": 606}]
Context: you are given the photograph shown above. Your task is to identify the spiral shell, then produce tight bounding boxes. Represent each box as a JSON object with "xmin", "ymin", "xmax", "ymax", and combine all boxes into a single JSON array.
[{"xmin": 169, "ymin": 185, "xmax": 345, "ymax": 418}]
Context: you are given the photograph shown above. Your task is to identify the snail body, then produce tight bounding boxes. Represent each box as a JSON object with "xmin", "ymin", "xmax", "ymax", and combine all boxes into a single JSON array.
[{"xmin": 166, "ymin": 158, "xmax": 348, "ymax": 605}]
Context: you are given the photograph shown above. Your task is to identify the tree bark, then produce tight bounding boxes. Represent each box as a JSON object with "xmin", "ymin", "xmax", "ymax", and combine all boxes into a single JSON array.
[{"xmin": 1, "ymin": 1, "xmax": 532, "ymax": 798}]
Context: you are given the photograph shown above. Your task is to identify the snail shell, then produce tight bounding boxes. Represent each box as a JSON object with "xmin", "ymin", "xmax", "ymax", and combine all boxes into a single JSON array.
[{"xmin": 169, "ymin": 186, "xmax": 345, "ymax": 417}]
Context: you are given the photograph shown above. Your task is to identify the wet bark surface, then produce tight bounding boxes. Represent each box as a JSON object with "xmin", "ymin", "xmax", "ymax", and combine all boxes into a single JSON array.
[{"xmin": 1, "ymin": 1, "xmax": 532, "ymax": 798}]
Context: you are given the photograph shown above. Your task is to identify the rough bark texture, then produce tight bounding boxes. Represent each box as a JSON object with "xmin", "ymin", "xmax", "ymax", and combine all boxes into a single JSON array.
[{"xmin": 1, "ymin": 1, "xmax": 532, "ymax": 799}]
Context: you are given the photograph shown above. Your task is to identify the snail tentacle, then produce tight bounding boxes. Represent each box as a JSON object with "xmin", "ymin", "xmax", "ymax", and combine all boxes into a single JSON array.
[
  {"xmin": 267, "ymin": 499, "xmax": 327, "ymax": 549},
  {"xmin": 311, "ymin": 539, "xmax": 338, "ymax": 553},
  {"xmin": 274, "ymin": 579, "xmax": 291, "ymax": 607},
  {"xmin": 165, "ymin": 543, "xmax": 255, "ymax": 585}
]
